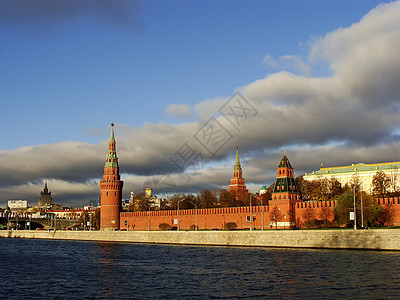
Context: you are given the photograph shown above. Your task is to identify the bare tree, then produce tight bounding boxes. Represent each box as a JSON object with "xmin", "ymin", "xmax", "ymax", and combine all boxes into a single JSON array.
[
  {"xmin": 270, "ymin": 206, "xmax": 282, "ymax": 229},
  {"xmin": 319, "ymin": 205, "xmax": 331, "ymax": 229},
  {"xmin": 302, "ymin": 205, "xmax": 315, "ymax": 229}
]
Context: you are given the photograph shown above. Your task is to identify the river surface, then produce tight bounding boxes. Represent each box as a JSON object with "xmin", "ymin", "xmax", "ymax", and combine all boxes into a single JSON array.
[{"xmin": 1, "ymin": 238, "xmax": 399, "ymax": 299}]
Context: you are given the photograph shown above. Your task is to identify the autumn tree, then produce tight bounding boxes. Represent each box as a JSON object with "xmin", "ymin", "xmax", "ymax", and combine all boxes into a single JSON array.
[{"xmin": 372, "ymin": 171, "xmax": 390, "ymax": 198}]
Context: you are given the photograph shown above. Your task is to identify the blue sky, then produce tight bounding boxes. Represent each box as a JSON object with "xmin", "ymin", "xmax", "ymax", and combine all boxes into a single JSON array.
[
  {"xmin": 1, "ymin": 0, "xmax": 399, "ymax": 206},
  {"xmin": 1, "ymin": 0, "xmax": 386, "ymax": 149}
]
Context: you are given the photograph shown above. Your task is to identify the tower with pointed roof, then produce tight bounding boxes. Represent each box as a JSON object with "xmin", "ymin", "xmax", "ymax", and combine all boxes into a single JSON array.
[
  {"xmin": 272, "ymin": 151, "xmax": 300, "ymax": 201},
  {"xmin": 38, "ymin": 182, "xmax": 53, "ymax": 209},
  {"xmin": 228, "ymin": 147, "xmax": 249, "ymax": 197},
  {"xmin": 100, "ymin": 124, "xmax": 124, "ymax": 230}
]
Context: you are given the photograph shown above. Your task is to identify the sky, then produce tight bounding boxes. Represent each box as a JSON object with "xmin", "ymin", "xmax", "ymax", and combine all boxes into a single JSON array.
[{"xmin": 1, "ymin": 0, "xmax": 400, "ymax": 207}]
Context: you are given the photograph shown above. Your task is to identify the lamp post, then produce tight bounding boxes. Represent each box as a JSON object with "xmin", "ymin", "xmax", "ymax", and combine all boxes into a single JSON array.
[
  {"xmin": 249, "ymin": 194, "xmax": 252, "ymax": 231},
  {"xmin": 177, "ymin": 199, "xmax": 182, "ymax": 231},
  {"xmin": 261, "ymin": 197, "xmax": 264, "ymax": 231},
  {"xmin": 127, "ymin": 203, "xmax": 129, "ymax": 231},
  {"xmin": 353, "ymin": 182, "xmax": 357, "ymax": 230},
  {"xmin": 361, "ymin": 182, "xmax": 364, "ymax": 228},
  {"xmin": 148, "ymin": 206, "xmax": 151, "ymax": 231}
]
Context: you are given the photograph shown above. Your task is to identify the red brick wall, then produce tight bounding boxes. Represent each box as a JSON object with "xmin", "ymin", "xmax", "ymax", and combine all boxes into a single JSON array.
[
  {"xmin": 121, "ymin": 206, "xmax": 272, "ymax": 231},
  {"xmin": 120, "ymin": 198, "xmax": 400, "ymax": 230}
]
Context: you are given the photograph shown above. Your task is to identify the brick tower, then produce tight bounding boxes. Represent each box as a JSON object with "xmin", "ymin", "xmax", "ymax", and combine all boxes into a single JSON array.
[
  {"xmin": 272, "ymin": 151, "xmax": 300, "ymax": 201},
  {"xmin": 100, "ymin": 124, "xmax": 123, "ymax": 230},
  {"xmin": 228, "ymin": 146, "xmax": 249, "ymax": 197}
]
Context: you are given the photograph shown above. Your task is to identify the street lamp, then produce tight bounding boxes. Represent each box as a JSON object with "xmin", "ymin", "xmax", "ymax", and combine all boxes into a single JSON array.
[
  {"xmin": 353, "ymin": 183, "xmax": 357, "ymax": 230},
  {"xmin": 177, "ymin": 199, "xmax": 182, "ymax": 231},
  {"xmin": 148, "ymin": 205, "xmax": 151, "ymax": 231},
  {"xmin": 249, "ymin": 194, "xmax": 252, "ymax": 231},
  {"xmin": 260, "ymin": 197, "xmax": 264, "ymax": 231}
]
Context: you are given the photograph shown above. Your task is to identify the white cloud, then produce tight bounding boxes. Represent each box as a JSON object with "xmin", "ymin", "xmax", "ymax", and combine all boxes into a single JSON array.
[
  {"xmin": 164, "ymin": 104, "xmax": 192, "ymax": 119},
  {"xmin": 262, "ymin": 54, "xmax": 311, "ymax": 76}
]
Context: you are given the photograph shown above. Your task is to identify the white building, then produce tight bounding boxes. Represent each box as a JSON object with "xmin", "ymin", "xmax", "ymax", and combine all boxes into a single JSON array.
[
  {"xmin": 304, "ymin": 161, "xmax": 400, "ymax": 194},
  {"xmin": 8, "ymin": 200, "xmax": 28, "ymax": 210}
]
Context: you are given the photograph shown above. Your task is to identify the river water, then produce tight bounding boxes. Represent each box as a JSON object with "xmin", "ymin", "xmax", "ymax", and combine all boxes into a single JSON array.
[{"xmin": 1, "ymin": 238, "xmax": 399, "ymax": 299}]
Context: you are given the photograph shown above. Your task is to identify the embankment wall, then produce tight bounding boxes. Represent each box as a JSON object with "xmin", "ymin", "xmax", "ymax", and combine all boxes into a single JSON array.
[{"xmin": 1, "ymin": 229, "xmax": 400, "ymax": 251}]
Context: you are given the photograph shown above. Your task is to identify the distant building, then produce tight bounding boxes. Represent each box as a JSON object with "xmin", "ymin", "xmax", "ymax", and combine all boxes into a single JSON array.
[
  {"xmin": 8, "ymin": 200, "xmax": 28, "ymax": 210},
  {"xmin": 304, "ymin": 161, "xmax": 400, "ymax": 194},
  {"xmin": 38, "ymin": 182, "xmax": 53, "ymax": 209},
  {"xmin": 259, "ymin": 186, "xmax": 267, "ymax": 195}
]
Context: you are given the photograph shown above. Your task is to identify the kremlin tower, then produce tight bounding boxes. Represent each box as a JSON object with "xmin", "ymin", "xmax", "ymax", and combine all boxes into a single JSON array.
[
  {"xmin": 271, "ymin": 151, "xmax": 300, "ymax": 201},
  {"xmin": 100, "ymin": 124, "xmax": 124, "ymax": 230},
  {"xmin": 228, "ymin": 147, "xmax": 249, "ymax": 198}
]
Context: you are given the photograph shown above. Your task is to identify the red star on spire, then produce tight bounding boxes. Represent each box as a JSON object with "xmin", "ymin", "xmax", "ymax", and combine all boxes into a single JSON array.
[{"xmin": 111, "ymin": 123, "xmax": 115, "ymax": 127}]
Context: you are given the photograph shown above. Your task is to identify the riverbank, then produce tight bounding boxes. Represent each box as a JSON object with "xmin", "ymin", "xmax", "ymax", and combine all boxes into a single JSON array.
[{"xmin": 1, "ymin": 229, "xmax": 400, "ymax": 250}]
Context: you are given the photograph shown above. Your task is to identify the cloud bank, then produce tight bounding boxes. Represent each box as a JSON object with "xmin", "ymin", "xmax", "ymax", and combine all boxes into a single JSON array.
[{"xmin": 1, "ymin": 1, "xmax": 400, "ymax": 206}]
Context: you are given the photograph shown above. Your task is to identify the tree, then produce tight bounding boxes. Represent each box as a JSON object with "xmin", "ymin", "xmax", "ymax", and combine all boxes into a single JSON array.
[
  {"xmin": 327, "ymin": 177, "xmax": 344, "ymax": 200},
  {"xmin": 224, "ymin": 222, "xmax": 238, "ymax": 230},
  {"xmin": 270, "ymin": 206, "xmax": 281, "ymax": 229},
  {"xmin": 92, "ymin": 208, "xmax": 100, "ymax": 230},
  {"xmin": 372, "ymin": 171, "xmax": 390, "ymax": 198},
  {"xmin": 159, "ymin": 223, "xmax": 171, "ymax": 231},
  {"xmin": 260, "ymin": 183, "xmax": 274, "ymax": 203},
  {"xmin": 319, "ymin": 206, "xmax": 332, "ymax": 229},
  {"xmin": 134, "ymin": 192, "xmax": 148, "ymax": 211},
  {"xmin": 168, "ymin": 193, "xmax": 184, "ymax": 210},
  {"xmin": 303, "ymin": 205, "xmax": 315, "ymax": 229},
  {"xmin": 218, "ymin": 189, "xmax": 236, "ymax": 207},
  {"xmin": 334, "ymin": 190, "xmax": 354, "ymax": 227},
  {"xmin": 360, "ymin": 193, "xmax": 382, "ymax": 227},
  {"xmin": 199, "ymin": 189, "xmax": 217, "ymax": 209}
]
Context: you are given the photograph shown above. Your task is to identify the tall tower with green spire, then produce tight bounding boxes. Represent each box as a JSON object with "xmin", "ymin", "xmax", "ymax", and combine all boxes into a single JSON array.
[
  {"xmin": 228, "ymin": 146, "xmax": 248, "ymax": 197},
  {"xmin": 100, "ymin": 124, "xmax": 124, "ymax": 230}
]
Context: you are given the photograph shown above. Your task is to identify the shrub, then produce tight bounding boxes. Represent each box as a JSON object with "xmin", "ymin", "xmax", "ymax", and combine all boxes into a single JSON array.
[
  {"xmin": 159, "ymin": 223, "xmax": 171, "ymax": 231},
  {"xmin": 224, "ymin": 222, "xmax": 238, "ymax": 230}
]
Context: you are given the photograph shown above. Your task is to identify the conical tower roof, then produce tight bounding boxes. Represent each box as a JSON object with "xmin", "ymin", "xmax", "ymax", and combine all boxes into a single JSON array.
[
  {"xmin": 234, "ymin": 146, "xmax": 242, "ymax": 172},
  {"xmin": 278, "ymin": 151, "xmax": 292, "ymax": 168},
  {"xmin": 104, "ymin": 123, "xmax": 119, "ymax": 168}
]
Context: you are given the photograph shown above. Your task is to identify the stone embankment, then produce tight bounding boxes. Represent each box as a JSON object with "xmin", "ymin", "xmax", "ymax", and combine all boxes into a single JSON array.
[{"xmin": 1, "ymin": 229, "xmax": 399, "ymax": 251}]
